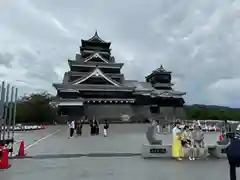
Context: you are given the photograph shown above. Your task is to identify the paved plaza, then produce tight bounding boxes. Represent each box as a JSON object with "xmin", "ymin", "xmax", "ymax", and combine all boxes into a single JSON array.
[
  {"xmin": 1, "ymin": 124, "xmax": 240, "ymax": 180},
  {"xmin": 14, "ymin": 124, "xmax": 222, "ymax": 156},
  {"xmin": 1, "ymin": 157, "xmax": 236, "ymax": 180}
]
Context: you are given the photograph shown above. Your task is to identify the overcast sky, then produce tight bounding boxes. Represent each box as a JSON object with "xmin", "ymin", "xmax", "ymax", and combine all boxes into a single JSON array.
[{"xmin": 1, "ymin": 0, "xmax": 240, "ymax": 106}]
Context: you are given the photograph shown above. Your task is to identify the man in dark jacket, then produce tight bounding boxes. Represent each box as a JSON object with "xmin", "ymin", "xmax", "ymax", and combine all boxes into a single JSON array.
[
  {"xmin": 94, "ymin": 119, "xmax": 99, "ymax": 135},
  {"xmin": 227, "ymin": 132, "xmax": 240, "ymax": 180}
]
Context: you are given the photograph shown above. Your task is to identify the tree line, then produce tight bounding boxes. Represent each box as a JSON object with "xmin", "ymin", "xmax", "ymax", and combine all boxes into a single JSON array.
[
  {"xmin": 185, "ymin": 105, "xmax": 240, "ymax": 121},
  {"xmin": 14, "ymin": 93, "xmax": 240, "ymax": 124},
  {"xmin": 16, "ymin": 92, "xmax": 57, "ymax": 124}
]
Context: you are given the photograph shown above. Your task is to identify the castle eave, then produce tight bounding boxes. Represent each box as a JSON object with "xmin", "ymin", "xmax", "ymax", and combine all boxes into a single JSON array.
[
  {"xmin": 68, "ymin": 60, "xmax": 123, "ymax": 69},
  {"xmin": 53, "ymin": 84, "xmax": 134, "ymax": 92},
  {"xmin": 84, "ymin": 98, "xmax": 135, "ymax": 104},
  {"xmin": 151, "ymin": 90, "xmax": 186, "ymax": 98},
  {"xmin": 55, "ymin": 102, "xmax": 83, "ymax": 106},
  {"xmin": 51, "ymin": 98, "xmax": 84, "ymax": 106}
]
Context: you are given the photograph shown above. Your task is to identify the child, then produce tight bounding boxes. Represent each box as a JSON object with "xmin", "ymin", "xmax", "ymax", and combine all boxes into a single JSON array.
[
  {"xmin": 182, "ymin": 125, "xmax": 194, "ymax": 160},
  {"xmin": 192, "ymin": 125, "xmax": 205, "ymax": 159},
  {"xmin": 217, "ymin": 130, "xmax": 229, "ymax": 145},
  {"xmin": 219, "ymin": 130, "xmax": 225, "ymax": 141}
]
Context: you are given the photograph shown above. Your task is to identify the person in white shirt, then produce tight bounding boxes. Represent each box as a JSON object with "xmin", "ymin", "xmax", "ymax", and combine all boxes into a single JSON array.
[
  {"xmin": 69, "ymin": 120, "xmax": 75, "ymax": 138},
  {"xmin": 156, "ymin": 120, "xmax": 160, "ymax": 134},
  {"xmin": 103, "ymin": 120, "xmax": 109, "ymax": 137}
]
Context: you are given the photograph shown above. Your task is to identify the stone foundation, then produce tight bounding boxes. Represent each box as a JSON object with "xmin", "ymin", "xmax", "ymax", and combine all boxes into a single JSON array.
[
  {"xmin": 84, "ymin": 104, "xmax": 134, "ymax": 121},
  {"xmin": 142, "ymin": 144, "xmax": 225, "ymax": 159},
  {"xmin": 57, "ymin": 104, "xmax": 186, "ymax": 123}
]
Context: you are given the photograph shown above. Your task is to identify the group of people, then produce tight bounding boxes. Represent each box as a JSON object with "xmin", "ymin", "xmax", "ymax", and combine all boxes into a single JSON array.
[
  {"xmin": 172, "ymin": 121, "xmax": 205, "ymax": 161},
  {"xmin": 90, "ymin": 119, "xmax": 100, "ymax": 135},
  {"xmin": 68, "ymin": 119, "xmax": 109, "ymax": 138}
]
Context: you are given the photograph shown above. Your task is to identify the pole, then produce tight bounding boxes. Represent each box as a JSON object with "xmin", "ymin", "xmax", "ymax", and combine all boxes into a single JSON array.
[
  {"xmin": 0, "ymin": 81, "xmax": 5, "ymax": 141},
  {"xmin": 7, "ymin": 86, "xmax": 14, "ymax": 139},
  {"xmin": 2, "ymin": 84, "xmax": 10, "ymax": 142},
  {"xmin": 12, "ymin": 88, "xmax": 18, "ymax": 141}
]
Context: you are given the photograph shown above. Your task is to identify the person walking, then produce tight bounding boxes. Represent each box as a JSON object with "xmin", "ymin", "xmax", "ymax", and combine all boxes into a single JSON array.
[
  {"xmin": 156, "ymin": 120, "xmax": 159, "ymax": 133},
  {"xmin": 163, "ymin": 123, "xmax": 166, "ymax": 134},
  {"xmin": 90, "ymin": 120, "xmax": 95, "ymax": 135},
  {"xmin": 76, "ymin": 119, "xmax": 83, "ymax": 136},
  {"xmin": 69, "ymin": 120, "xmax": 75, "ymax": 138},
  {"xmin": 93, "ymin": 119, "xmax": 99, "ymax": 135},
  {"xmin": 103, "ymin": 120, "xmax": 109, "ymax": 137},
  {"xmin": 172, "ymin": 121, "xmax": 184, "ymax": 161}
]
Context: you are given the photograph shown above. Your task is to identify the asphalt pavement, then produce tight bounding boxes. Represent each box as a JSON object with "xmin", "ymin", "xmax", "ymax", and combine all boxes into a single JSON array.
[
  {"xmin": 1, "ymin": 157, "xmax": 239, "ymax": 180},
  {"xmin": 0, "ymin": 124, "xmax": 237, "ymax": 180},
  {"xmin": 23, "ymin": 124, "xmax": 220, "ymax": 156}
]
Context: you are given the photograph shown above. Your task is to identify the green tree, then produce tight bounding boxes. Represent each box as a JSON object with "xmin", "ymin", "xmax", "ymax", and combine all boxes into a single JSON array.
[
  {"xmin": 16, "ymin": 92, "xmax": 57, "ymax": 124},
  {"xmin": 184, "ymin": 105, "xmax": 240, "ymax": 121}
]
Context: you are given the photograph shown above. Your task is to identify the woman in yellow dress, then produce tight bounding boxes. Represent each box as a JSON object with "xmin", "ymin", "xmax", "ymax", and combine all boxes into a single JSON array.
[{"xmin": 172, "ymin": 121, "xmax": 184, "ymax": 160}]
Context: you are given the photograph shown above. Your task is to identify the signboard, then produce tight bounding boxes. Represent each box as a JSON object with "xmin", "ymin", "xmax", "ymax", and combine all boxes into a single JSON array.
[{"xmin": 150, "ymin": 148, "xmax": 167, "ymax": 154}]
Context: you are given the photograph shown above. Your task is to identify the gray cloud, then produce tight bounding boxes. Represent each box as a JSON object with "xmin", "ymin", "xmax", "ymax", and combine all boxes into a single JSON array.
[
  {"xmin": 1, "ymin": 0, "xmax": 240, "ymax": 106},
  {"xmin": 0, "ymin": 53, "xmax": 14, "ymax": 68}
]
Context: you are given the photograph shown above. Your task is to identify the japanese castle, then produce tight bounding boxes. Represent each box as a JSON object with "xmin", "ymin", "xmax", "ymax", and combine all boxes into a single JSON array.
[{"xmin": 52, "ymin": 32, "xmax": 186, "ymax": 123}]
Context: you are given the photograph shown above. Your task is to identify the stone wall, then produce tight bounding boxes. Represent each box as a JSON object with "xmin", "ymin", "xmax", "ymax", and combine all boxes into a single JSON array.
[
  {"xmin": 160, "ymin": 106, "xmax": 174, "ymax": 120},
  {"xmin": 132, "ymin": 105, "xmax": 151, "ymax": 118},
  {"xmin": 56, "ymin": 105, "xmax": 186, "ymax": 123},
  {"xmin": 84, "ymin": 104, "xmax": 134, "ymax": 121}
]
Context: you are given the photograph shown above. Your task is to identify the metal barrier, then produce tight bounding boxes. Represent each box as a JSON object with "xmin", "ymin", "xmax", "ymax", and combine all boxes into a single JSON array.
[{"xmin": 0, "ymin": 82, "xmax": 18, "ymax": 155}]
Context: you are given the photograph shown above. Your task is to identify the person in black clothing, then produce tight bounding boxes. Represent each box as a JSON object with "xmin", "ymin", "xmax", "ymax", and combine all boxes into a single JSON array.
[
  {"xmin": 226, "ymin": 132, "xmax": 240, "ymax": 180},
  {"xmin": 90, "ymin": 120, "xmax": 95, "ymax": 135},
  {"xmin": 103, "ymin": 120, "xmax": 109, "ymax": 137},
  {"xmin": 94, "ymin": 119, "xmax": 99, "ymax": 135}
]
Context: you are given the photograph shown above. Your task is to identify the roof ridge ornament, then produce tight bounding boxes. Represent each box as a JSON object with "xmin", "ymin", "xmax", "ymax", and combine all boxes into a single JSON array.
[
  {"xmin": 156, "ymin": 65, "xmax": 166, "ymax": 72},
  {"xmin": 87, "ymin": 31, "xmax": 108, "ymax": 43}
]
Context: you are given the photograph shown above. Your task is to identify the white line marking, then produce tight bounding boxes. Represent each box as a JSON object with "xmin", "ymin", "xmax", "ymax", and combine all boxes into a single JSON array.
[
  {"xmin": 25, "ymin": 129, "xmax": 61, "ymax": 150},
  {"xmin": 12, "ymin": 129, "xmax": 62, "ymax": 157}
]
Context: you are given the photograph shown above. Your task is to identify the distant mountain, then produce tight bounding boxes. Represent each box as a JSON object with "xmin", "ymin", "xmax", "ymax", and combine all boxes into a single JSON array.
[{"xmin": 184, "ymin": 104, "xmax": 233, "ymax": 109}]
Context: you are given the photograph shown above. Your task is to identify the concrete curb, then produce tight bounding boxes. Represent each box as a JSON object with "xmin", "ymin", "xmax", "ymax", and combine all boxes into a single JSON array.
[
  {"xmin": 9, "ymin": 152, "xmax": 228, "ymax": 160},
  {"xmin": 10, "ymin": 153, "xmax": 142, "ymax": 159}
]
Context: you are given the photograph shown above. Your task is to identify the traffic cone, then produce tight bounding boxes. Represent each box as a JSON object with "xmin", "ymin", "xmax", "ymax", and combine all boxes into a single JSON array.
[
  {"xmin": 18, "ymin": 140, "xmax": 25, "ymax": 157},
  {"xmin": 0, "ymin": 146, "xmax": 9, "ymax": 169}
]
